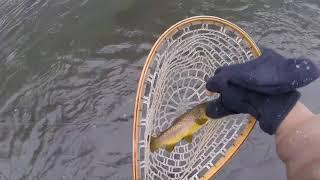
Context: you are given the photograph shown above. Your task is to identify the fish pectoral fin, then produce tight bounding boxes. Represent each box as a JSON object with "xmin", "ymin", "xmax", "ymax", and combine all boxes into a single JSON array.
[
  {"xmin": 165, "ymin": 145, "xmax": 175, "ymax": 152},
  {"xmin": 184, "ymin": 135, "xmax": 193, "ymax": 143},
  {"xmin": 195, "ymin": 117, "xmax": 208, "ymax": 125},
  {"xmin": 150, "ymin": 136, "xmax": 157, "ymax": 152}
]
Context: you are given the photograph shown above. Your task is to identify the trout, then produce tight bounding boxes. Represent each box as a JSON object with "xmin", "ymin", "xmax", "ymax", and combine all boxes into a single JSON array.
[{"xmin": 150, "ymin": 102, "xmax": 209, "ymax": 153}]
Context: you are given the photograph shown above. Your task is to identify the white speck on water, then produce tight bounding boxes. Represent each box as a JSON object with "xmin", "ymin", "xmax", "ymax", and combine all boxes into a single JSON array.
[
  {"xmin": 123, "ymin": 113, "xmax": 127, "ymax": 117},
  {"xmin": 14, "ymin": 108, "xmax": 18, "ymax": 112},
  {"xmin": 92, "ymin": 124, "xmax": 97, "ymax": 128},
  {"xmin": 296, "ymin": 65, "xmax": 300, "ymax": 68},
  {"xmin": 306, "ymin": 66, "xmax": 310, "ymax": 70},
  {"xmin": 264, "ymin": 4, "xmax": 271, "ymax": 8}
]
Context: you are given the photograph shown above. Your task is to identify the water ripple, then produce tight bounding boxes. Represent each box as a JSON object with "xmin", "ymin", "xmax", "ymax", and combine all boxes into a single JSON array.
[{"xmin": 0, "ymin": 0, "xmax": 320, "ymax": 179}]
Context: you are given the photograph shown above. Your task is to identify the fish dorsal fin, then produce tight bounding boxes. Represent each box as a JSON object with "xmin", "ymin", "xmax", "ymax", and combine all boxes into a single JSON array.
[
  {"xmin": 184, "ymin": 135, "xmax": 193, "ymax": 143},
  {"xmin": 195, "ymin": 117, "xmax": 208, "ymax": 125},
  {"xmin": 165, "ymin": 145, "xmax": 175, "ymax": 152}
]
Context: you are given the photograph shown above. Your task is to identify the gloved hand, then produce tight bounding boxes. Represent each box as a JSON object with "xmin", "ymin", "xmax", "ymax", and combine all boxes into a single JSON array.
[{"xmin": 205, "ymin": 49, "xmax": 319, "ymax": 135}]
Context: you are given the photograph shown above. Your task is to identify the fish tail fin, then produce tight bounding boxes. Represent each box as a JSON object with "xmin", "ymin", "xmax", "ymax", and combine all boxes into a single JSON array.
[{"xmin": 150, "ymin": 136, "xmax": 157, "ymax": 152}]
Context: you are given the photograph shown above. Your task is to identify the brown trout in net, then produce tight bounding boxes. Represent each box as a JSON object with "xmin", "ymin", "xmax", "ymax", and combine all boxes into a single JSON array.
[{"xmin": 150, "ymin": 102, "xmax": 210, "ymax": 153}]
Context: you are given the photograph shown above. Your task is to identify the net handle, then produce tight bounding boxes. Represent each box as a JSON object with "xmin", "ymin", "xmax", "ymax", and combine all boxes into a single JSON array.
[{"xmin": 133, "ymin": 16, "xmax": 262, "ymax": 180}]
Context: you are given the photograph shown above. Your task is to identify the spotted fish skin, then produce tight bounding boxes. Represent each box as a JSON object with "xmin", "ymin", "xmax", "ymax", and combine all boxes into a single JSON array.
[{"xmin": 150, "ymin": 102, "xmax": 209, "ymax": 153}]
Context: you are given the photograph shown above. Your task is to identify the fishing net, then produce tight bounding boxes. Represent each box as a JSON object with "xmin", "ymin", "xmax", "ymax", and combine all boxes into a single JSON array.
[{"xmin": 133, "ymin": 16, "xmax": 261, "ymax": 180}]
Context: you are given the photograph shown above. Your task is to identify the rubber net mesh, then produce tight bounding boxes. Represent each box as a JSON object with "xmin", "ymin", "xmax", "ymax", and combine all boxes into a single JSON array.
[{"xmin": 137, "ymin": 21, "xmax": 256, "ymax": 179}]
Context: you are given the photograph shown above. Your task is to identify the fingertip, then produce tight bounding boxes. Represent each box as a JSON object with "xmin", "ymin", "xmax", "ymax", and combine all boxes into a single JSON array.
[
  {"xmin": 206, "ymin": 99, "xmax": 233, "ymax": 118},
  {"xmin": 205, "ymin": 90, "xmax": 215, "ymax": 96},
  {"xmin": 205, "ymin": 76, "xmax": 222, "ymax": 93}
]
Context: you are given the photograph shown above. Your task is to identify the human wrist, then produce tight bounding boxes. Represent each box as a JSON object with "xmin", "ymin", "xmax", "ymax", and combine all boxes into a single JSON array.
[
  {"xmin": 275, "ymin": 101, "xmax": 315, "ymax": 159},
  {"xmin": 276, "ymin": 102, "xmax": 314, "ymax": 138}
]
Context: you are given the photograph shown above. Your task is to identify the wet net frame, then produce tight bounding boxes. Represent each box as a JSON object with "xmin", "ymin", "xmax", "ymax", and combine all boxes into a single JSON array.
[{"xmin": 133, "ymin": 16, "xmax": 261, "ymax": 180}]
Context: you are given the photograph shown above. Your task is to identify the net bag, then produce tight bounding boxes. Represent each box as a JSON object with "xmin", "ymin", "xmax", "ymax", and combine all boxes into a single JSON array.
[{"xmin": 133, "ymin": 16, "xmax": 261, "ymax": 180}]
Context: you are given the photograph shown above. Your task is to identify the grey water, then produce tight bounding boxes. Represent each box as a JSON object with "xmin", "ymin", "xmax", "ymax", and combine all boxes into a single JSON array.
[{"xmin": 0, "ymin": 0, "xmax": 320, "ymax": 179}]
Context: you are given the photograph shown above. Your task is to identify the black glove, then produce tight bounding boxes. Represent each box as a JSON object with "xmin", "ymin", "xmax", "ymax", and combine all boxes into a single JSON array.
[{"xmin": 206, "ymin": 49, "xmax": 319, "ymax": 135}]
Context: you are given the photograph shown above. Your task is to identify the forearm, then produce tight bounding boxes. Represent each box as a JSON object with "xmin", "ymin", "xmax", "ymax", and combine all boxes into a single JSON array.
[{"xmin": 276, "ymin": 102, "xmax": 320, "ymax": 180}]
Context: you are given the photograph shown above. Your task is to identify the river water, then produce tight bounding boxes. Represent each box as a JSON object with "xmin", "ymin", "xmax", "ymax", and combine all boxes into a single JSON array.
[{"xmin": 0, "ymin": 0, "xmax": 319, "ymax": 179}]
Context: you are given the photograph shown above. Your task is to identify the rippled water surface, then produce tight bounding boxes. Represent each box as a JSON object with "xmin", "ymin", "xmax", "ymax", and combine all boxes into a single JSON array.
[{"xmin": 0, "ymin": 0, "xmax": 320, "ymax": 179}]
